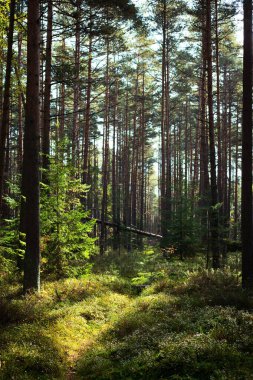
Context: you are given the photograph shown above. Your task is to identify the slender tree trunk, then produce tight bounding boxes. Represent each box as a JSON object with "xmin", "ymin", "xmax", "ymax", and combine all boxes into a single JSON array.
[
  {"xmin": 140, "ymin": 70, "xmax": 145, "ymax": 235},
  {"xmin": 227, "ymin": 83, "xmax": 232, "ymax": 236},
  {"xmin": 83, "ymin": 11, "xmax": 93, "ymax": 186},
  {"xmin": 72, "ymin": 0, "xmax": 81, "ymax": 167},
  {"xmin": 131, "ymin": 64, "xmax": 139, "ymax": 229},
  {"xmin": 222, "ymin": 68, "xmax": 228, "ymax": 218},
  {"xmin": 199, "ymin": 67, "xmax": 209, "ymax": 214},
  {"xmin": 227, "ymin": 74, "xmax": 232, "ymax": 226},
  {"xmin": 0, "ymin": 0, "xmax": 15, "ymax": 214},
  {"xmin": 23, "ymin": 0, "xmax": 41, "ymax": 293},
  {"xmin": 100, "ymin": 37, "xmax": 110, "ymax": 255},
  {"xmin": 165, "ymin": 29, "xmax": 172, "ymax": 230},
  {"xmin": 42, "ymin": 0, "xmax": 52, "ymax": 175},
  {"xmin": 122, "ymin": 90, "xmax": 132, "ymax": 250},
  {"xmin": 17, "ymin": 32, "xmax": 23, "ymax": 174},
  {"xmin": 192, "ymin": 81, "xmax": 201, "ymax": 199},
  {"xmin": 112, "ymin": 78, "xmax": 119, "ymax": 249},
  {"xmin": 206, "ymin": 0, "xmax": 220, "ymax": 269},
  {"xmin": 59, "ymin": 39, "xmax": 65, "ymax": 140},
  {"xmin": 234, "ymin": 103, "xmax": 239, "ymax": 240},
  {"xmin": 184, "ymin": 100, "xmax": 188, "ymax": 196},
  {"xmin": 160, "ymin": 0, "xmax": 167, "ymax": 240},
  {"xmin": 215, "ymin": 0, "xmax": 222, "ymax": 203}
]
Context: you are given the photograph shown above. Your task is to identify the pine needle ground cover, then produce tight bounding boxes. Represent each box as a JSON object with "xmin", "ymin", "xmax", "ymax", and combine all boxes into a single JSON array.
[{"xmin": 1, "ymin": 250, "xmax": 253, "ymax": 380}]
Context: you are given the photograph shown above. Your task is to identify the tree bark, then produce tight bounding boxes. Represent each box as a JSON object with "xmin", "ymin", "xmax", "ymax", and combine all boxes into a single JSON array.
[
  {"xmin": 42, "ymin": 0, "xmax": 53, "ymax": 175},
  {"xmin": 23, "ymin": 0, "xmax": 41, "ymax": 293},
  {"xmin": 83, "ymin": 10, "xmax": 93, "ymax": 186},
  {"xmin": 206, "ymin": 0, "xmax": 220, "ymax": 269},
  {"xmin": 100, "ymin": 37, "xmax": 110, "ymax": 255},
  {"xmin": 72, "ymin": 0, "xmax": 81, "ymax": 167},
  {"xmin": 241, "ymin": 0, "xmax": 253, "ymax": 289},
  {"xmin": 0, "ymin": 0, "xmax": 15, "ymax": 214}
]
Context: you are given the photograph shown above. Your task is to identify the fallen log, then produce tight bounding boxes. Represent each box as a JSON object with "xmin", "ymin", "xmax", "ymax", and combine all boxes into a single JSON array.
[{"xmin": 85, "ymin": 217, "xmax": 162, "ymax": 239}]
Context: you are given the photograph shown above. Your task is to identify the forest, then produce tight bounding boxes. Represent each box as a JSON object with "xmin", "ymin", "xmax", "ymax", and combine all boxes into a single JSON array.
[{"xmin": 0, "ymin": 0, "xmax": 253, "ymax": 378}]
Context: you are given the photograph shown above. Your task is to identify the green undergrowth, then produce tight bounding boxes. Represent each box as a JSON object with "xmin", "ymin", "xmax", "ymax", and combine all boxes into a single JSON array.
[
  {"xmin": 77, "ymin": 268, "xmax": 253, "ymax": 380},
  {"xmin": 0, "ymin": 274, "xmax": 133, "ymax": 380},
  {"xmin": 1, "ymin": 249, "xmax": 253, "ymax": 379}
]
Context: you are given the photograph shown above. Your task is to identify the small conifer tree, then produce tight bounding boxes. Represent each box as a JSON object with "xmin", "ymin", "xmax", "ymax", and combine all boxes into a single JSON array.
[{"xmin": 41, "ymin": 138, "xmax": 96, "ymax": 277}]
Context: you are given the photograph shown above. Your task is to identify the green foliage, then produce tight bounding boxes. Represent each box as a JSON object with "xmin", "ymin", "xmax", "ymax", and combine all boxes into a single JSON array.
[
  {"xmin": 40, "ymin": 139, "xmax": 96, "ymax": 278},
  {"xmin": 0, "ymin": 325, "xmax": 65, "ymax": 380},
  {"xmin": 92, "ymin": 247, "xmax": 160, "ymax": 277},
  {"xmin": 0, "ymin": 183, "xmax": 23, "ymax": 278},
  {"xmin": 0, "ymin": 219, "xmax": 19, "ymax": 278},
  {"xmin": 0, "ymin": 275, "xmax": 132, "ymax": 380},
  {"xmin": 0, "ymin": 0, "xmax": 9, "ymax": 48},
  {"xmin": 77, "ymin": 266, "xmax": 253, "ymax": 380},
  {"xmin": 1, "ymin": 250, "xmax": 252, "ymax": 380},
  {"xmin": 163, "ymin": 196, "xmax": 202, "ymax": 257}
]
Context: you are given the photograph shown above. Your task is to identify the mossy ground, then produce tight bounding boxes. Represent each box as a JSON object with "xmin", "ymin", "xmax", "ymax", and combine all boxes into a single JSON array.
[{"xmin": 1, "ymin": 249, "xmax": 253, "ymax": 379}]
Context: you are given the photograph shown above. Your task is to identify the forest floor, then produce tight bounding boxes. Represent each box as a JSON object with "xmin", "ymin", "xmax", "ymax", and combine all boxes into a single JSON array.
[{"xmin": 1, "ymin": 248, "xmax": 253, "ymax": 379}]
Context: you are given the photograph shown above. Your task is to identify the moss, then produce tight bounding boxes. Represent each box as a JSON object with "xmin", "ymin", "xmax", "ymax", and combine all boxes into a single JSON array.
[
  {"xmin": 0, "ymin": 324, "xmax": 65, "ymax": 379},
  {"xmin": 0, "ymin": 274, "xmax": 133, "ymax": 380},
  {"xmin": 77, "ymin": 268, "xmax": 253, "ymax": 380},
  {"xmin": 1, "ymin": 253, "xmax": 253, "ymax": 380}
]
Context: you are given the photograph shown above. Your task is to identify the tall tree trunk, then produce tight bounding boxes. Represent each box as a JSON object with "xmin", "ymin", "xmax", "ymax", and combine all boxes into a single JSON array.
[
  {"xmin": 222, "ymin": 67, "xmax": 228, "ymax": 221},
  {"xmin": 83, "ymin": 10, "xmax": 93, "ymax": 186},
  {"xmin": 140, "ymin": 70, "xmax": 145, "ymax": 234},
  {"xmin": 131, "ymin": 64, "xmax": 139, "ymax": 229},
  {"xmin": 184, "ymin": 100, "xmax": 188, "ymax": 196},
  {"xmin": 0, "ymin": 0, "xmax": 15, "ymax": 215},
  {"xmin": 234, "ymin": 102, "xmax": 239, "ymax": 240},
  {"xmin": 165, "ymin": 29, "xmax": 172, "ymax": 231},
  {"xmin": 100, "ymin": 37, "xmax": 110, "ymax": 255},
  {"xmin": 199, "ymin": 48, "xmax": 209, "ymax": 262},
  {"xmin": 59, "ymin": 38, "xmax": 65, "ymax": 140},
  {"xmin": 17, "ymin": 32, "xmax": 23, "ymax": 174},
  {"xmin": 112, "ymin": 77, "xmax": 119, "ymax": 249},
  {"xmin": 199, "ymin": 10, "xmax": 209, "ymax": 208},
  {"xmin": 206, "ymin": 0, "xmax": 220, "ymax": 269},
  {"xmin": 23, "ymin": 0, "xmax": 41, "ymax": 293},
  {"xmin": 215, "ymin": 0, "xmax": 222, "ymax": 203},
  {"xmin": 227, "ymin": 82, "xmax": 232, "ymax": 236},
  {"xmin": 241, "ymin": 0, "xmax": 253, "ymax": 289},
  {"xmin": 160, "ymin": 0, "xmax": 169, "ymax": 242},
  {"xmin": 122, "ymin": 90, "xmax": 131, "ymax": 250},
  {"xmin": 192, "ymin": 81, "xmax": 201, "ymax": 199},
  {"xmin": 72, "ymin": 0, "xmax": 81, "ymax": 167},
  {"xmin": 42, "ymin": 0, "xmax": 52, "ymax": 175}
]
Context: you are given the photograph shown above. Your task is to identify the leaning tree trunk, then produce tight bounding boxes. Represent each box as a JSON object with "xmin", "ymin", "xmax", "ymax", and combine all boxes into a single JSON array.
[{"xmin": 23, "ymin": 0, "xmax": 41, "ymax": 293}]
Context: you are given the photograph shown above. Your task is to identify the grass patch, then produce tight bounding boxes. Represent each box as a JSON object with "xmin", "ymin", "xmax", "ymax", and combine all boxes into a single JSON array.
[
  {"xmin": 0, "ymin": 274, "xmax": 134, "ymax": 379},
  {"xmin": 76, "ymin": 258, "xmax": 253, "ymax": 380},
  {"xmin": 1, "ymin": 250, "xmax": 253, "ymax": 379}
]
